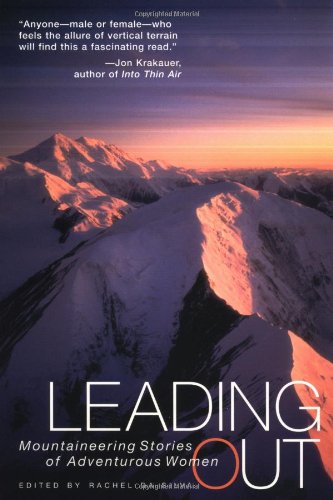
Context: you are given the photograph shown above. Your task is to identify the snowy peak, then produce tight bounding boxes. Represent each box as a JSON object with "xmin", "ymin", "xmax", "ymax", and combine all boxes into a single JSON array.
[
  {"xmin": 9, "ymin": 133, "xmax": 97, "ymax": 180},
  {"xmin": 9, "ymin": 133, "xmax": 175, "ymax": 183},
  {"xmin": 8, "ymin": 133, "xmax": 201, "ymax": 203},
  {"xmin": 10, "ymin": 133, "xmax": 140, "ymax": 172}
]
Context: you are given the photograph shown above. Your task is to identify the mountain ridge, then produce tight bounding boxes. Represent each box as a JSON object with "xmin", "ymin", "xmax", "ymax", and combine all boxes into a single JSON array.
[{"xmin": 0, "ymin": 180, "xmax": 332, "ymax": 495}]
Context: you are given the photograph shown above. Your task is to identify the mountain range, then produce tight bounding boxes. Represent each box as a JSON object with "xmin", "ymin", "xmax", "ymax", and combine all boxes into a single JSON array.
[{"xmin": 0, "ymin": 134, "xmax": 332, "ymax": 498}]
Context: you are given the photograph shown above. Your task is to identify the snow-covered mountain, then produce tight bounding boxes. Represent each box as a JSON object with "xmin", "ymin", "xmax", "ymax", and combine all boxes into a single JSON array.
[
  {"xmin": 202, "ymin": 168, "xmax": 333, "ymax": 218},
  {"xmin": 0, "ymin": 133, "xmax": 202, "ymax": 297},
  {"xmin": 8, "ymin": 134, "xmax": 333, "ymax": 216},
  {"xmin": 0, "ymin": 156, "xmax": 133, "ymax": 296},
  {"xmin": 10, "ymin": 133, "xmax": 200, "ymax": 203},
  {"xmin": 1, "ymin": 181, "xmax": 332, "ymax": 497}
]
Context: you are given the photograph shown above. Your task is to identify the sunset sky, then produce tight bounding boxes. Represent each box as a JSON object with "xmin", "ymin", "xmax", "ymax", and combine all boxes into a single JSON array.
[{"xmin": 1, "ymin": 0, "xmax": 332, "ymax": 169}]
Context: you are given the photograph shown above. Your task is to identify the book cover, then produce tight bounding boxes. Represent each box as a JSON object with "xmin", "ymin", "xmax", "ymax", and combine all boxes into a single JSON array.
[{"xmin": 0, "ymin": 0, "xmax": 332, "ymax": 498}]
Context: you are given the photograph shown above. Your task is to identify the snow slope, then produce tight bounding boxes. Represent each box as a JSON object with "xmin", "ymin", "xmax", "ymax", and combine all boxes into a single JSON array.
[
  {"xmin": 0, "ymin": 157, "xmax": 132, "ymax": 297},
  {"xmin": 202, "ymin": 168, "xmax": 333, "ymax": 218},
  {"xmin": 198, "ymin": 185, "xmax": 333, "ymax": 356}
]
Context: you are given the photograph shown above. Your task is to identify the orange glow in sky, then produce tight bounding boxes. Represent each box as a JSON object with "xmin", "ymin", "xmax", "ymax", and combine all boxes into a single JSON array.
[{"xmin": 120, "ymin": 118, "xmax": 333, "ymax": 170}]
